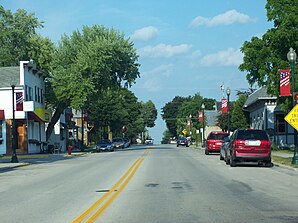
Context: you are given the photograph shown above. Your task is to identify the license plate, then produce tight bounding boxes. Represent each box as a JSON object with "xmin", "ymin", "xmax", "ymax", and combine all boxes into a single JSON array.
[{"xmin": 245, "ymin": 140, "xmax": 261, "ymax": 146}]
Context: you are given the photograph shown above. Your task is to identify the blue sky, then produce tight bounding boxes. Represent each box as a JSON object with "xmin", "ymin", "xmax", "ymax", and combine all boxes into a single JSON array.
[{"xmin": 2, "ymin": 0, "xmax": 272, "ymax": 143}]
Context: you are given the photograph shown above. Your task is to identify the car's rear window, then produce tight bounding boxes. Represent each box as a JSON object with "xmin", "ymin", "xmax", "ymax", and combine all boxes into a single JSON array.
[
  {"xmin": 208, "ymin": 133, "xmax": 228, "ymax": 140},
  {"xmin": 237, "ymin": 130, "xmax": 269, "ymax": 140}
]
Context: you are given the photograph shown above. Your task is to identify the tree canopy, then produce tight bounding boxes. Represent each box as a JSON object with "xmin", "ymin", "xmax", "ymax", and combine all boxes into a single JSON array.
[
  {"xmin": 239, "ymin": 0, "xmax": 298, "ymax": 113},
  {"xmin": 0, "ymin": 5, "xmax": 54, "ymax": 70},
  {"xmin": 46, "ymin": 25, "xmax": 141, "ymax": 140}
]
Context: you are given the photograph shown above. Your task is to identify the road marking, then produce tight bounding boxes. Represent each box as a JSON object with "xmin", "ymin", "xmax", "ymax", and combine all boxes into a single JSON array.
[
  {"xmin": 72, "ymin": 157, "xmax": 144, "ymax": 223},
  {"xmin": 144, "ymin": 147, "xmax": 153, "ymax": 155}
]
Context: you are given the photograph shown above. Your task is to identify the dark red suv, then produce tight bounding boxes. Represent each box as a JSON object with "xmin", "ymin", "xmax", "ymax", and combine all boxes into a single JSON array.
[
  {"xmin": 226, "ymin": 129, "xmax": 272, "ymax": 167},
  {"xmin": 205, "ymin": 131, "xmax": 229, "ymax": 155}
]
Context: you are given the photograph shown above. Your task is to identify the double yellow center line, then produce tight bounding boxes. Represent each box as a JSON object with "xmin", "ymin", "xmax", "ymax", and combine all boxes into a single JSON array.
[{"xmin": 73, "ymin": 148, "xmax": 152, "ymax": 223}]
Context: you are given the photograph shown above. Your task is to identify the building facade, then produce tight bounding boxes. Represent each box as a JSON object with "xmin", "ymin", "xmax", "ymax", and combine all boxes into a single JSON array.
[
  {"xmin": 0, "ymin": 61, "xmax": 49, "ymax": 155},
  {"xmin": 243, "ymin": 87, "xmax": 294, "ymax": 147}
]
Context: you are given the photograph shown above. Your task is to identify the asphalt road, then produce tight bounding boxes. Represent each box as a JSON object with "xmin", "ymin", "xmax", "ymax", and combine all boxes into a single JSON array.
[{"xmin": 0, "ymin": 145, "xmax": 298, "ymax": 223}]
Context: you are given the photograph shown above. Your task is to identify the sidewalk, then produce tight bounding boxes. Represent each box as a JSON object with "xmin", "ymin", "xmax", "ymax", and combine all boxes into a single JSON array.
[{"xmin": 0, "ymin": 151, "xmax": 89, "ymax": 172}]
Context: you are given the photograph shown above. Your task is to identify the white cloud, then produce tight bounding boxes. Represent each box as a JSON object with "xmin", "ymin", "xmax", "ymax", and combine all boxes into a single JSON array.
[
  {"xmin": 143, "ymin": 79, "xmax": 161, "ymax": 92},
  {"xmin": 191, "ymin": 10, "xmax": 250, "ymax": 27},
  {"xmin": 200, "ymin": 48, "xmax": 243, "ymax": 66},
  {"xmin": 142, "ymin": 64, "xmax": 174, "ymax": 77},
  {"xmin": 139, "ymin": 43, "xmax": 192, "ymax": 58},
  {"xmin": 130, "ymin": 26, "xmax": 159, "ymax": 41},
  {"xmin": 191, "ymin": 50, "xmax": 202, "ymax": 58}
]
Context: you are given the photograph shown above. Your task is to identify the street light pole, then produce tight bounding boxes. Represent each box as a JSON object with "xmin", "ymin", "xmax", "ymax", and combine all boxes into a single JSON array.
[
  {"xmin": 287, "ymin": 47, "xmax": 298, "ymax": 164},
  {"xmin": 226, "ymin": 87, "xmax": 231, "ymax": 135},
  {"xmin": 201, "ymin": 103, "xmax": 205, "ymax": 147},
  {"xmin": 11, "ymin": 84, "xmax": 18, "ymax": 163}
]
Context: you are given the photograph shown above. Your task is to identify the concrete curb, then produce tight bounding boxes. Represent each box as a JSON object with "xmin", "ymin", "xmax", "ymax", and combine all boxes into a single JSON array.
[
  {"xmin": 0, "ymin": 162, "xmax": 30, "ymax": 171},
  {"xmin": 272, "ymin": 162, "xmax": 298, "ymax": 171}
]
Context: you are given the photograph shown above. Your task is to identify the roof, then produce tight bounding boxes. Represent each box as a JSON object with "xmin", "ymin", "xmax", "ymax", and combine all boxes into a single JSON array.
[
  {"xmin": 244, "ymin": 86, "xmax": 277, "ymax": 108},
  {"xmin": 0, "ymin": 67, "xmax": 20, "ymax": 88},
  {"xmin": 205, "ymin": 110, "xmax": 220, "ymax": 126}
]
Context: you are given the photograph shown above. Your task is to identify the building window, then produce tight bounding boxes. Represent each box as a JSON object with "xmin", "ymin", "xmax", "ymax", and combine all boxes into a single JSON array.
[
  {"xmin": 29, "ymin": 87, "xmax": 33, "ymax": 101},
  {"xmin": 0, "ymin": 120, "xmax": 2, "ymax": 139},
  {"xmin": 37, "ymin": 88, "xmax": 40, "ymax": 103},
  {"xmin": 35, "ymin": 86, "xmax": 37, "ymax": 102},
  {"xmin": 275, "ymin": 113, "xmax": 286, "ymax": 133},
  {"xmin": 41, "ymin": 89, "xmax": 43, "ymax": 103},
  {"xmin": 25, "ymin": 85, "xmax": 28, "ymax": 101}
]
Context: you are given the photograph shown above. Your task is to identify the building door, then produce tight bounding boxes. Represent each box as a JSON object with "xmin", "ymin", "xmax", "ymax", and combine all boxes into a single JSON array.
[{"xmin": 17, "ymin": 121, "xmax": 27, "ymax": 154}]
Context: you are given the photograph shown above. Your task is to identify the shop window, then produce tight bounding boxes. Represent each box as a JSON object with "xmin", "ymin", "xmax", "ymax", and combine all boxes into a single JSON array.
[{"xmin": 275, "ymin": 113, "xmax": 285, "ymax": 133}]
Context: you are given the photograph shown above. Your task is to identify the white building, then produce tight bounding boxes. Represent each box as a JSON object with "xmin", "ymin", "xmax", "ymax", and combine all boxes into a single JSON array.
[
  {"xmin": 0, "ymin": 61, "xmax": 49, "ymax": 155},
  {"xmin": 243, "ymin": 86, "xmax": 294, "ymax": 147}
]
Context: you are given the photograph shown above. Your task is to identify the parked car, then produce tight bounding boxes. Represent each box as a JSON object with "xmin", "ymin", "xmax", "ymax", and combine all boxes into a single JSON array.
[
  {"xmin": 219, "ymin": 138, "xmax": 230, "ymax": 161},
  {"xmin": 96, "ymin": 139, "xmax": 114, "ymax": 152},
  {"xmin": 177, "ymin": 137, "xmax": 189, "ymax": 147},
  {"xmin": 205, "ymin": 131, "xmax": 229, "ymax": 155},
  {"xmin": 225, "ymin": 129, "xmax": 272, "ymax": 167},
  {"xmin": 112, "ymin": 137, "xmax": 125, "ymax": 149},
  {"xmin": 123, "ymin": 138, "xmax": 131, "ymax": 148}
]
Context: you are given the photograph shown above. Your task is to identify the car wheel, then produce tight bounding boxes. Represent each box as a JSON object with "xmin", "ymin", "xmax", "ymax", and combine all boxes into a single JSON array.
[
  {"xmin": 205, "ymin": 149, "xmax": 209, "ymax": 155},
  {"xmin": 186, "ymin": 145, "xmax": 189, "ymax": 147},
  {"xmin": 265, "ymin": 162, "xmax": 273, "ymax": 167},
  {"xmin": 177, "ymin": 144, "xmax": 179, "ymax": 147},
  {"xmin": 229, "ymin": 154, "xmax": 236, "ymax": 167}
]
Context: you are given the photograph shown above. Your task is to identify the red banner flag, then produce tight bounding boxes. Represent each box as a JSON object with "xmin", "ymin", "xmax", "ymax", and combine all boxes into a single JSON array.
[
  {"xmin": 16, "ymin": 92, "xmax": 23, "ymax": 111},
  {"xmin": 221, "ymin": 98, "xmax": 228, "ymax": 113},
  {"xmin": 198, "ymin": 112, "xmax": 203, "ymax": 122},
  {"xmin": 280, "ymin": 70, "xmax": 291, "ymax": 97}
]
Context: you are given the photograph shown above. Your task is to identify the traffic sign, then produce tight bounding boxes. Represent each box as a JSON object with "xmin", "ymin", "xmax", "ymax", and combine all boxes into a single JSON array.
[
  {"xmin": 285, "ymin": 104, "xmax": 298, "ymax": 131},
  {"xmin": 182, "ymin": 129, "xmax": 187, "ymax": 135}
]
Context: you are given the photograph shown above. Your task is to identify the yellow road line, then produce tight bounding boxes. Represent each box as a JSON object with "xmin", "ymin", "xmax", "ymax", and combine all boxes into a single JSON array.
[
  {"xmin": 72, "ymin": 158, "xmax": 143, "ymax": 223},
  {"xmin": 86, "ymin": 158, "xmax": 144, "ymax": 223}
]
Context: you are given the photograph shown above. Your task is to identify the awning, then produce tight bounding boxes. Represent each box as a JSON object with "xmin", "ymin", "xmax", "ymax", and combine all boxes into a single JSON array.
[
  {"xmin": 27, "ymin": 112, "xmax": 44, "ymax": 122},
  {"xmin": 0, "ymin": 110, "xmax": 4, "ymax": 120}
]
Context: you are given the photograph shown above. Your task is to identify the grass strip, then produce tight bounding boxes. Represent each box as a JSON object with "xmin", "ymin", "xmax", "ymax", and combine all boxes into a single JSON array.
[{"xmin": 272, "ymin": 155, "xmax": 298, "ymax": 168}]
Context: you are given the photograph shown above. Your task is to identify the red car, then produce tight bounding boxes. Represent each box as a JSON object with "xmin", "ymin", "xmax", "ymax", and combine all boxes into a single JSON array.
[
  {"xmin": 205, "ymin": 131, "xmax": 229, "ymax": 155},
  {"xmin": 225, "ymin": 129, "xmax": 272, "ymax": 167}
]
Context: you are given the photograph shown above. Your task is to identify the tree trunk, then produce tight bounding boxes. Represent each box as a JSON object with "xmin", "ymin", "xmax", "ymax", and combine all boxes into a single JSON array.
[{"xmin": 45, "ymin": 102, "xmax": 68, "ymax": 142}]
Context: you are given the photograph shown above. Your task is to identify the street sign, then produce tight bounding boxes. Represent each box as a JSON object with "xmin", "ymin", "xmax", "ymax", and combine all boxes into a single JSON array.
[
  {"xmin": 285, "ymin": 104, "xmax": 298, "ymax": 131},
  {"xmin": 182, "ymin": 129, "xmax": 187, "ymax": 135}
]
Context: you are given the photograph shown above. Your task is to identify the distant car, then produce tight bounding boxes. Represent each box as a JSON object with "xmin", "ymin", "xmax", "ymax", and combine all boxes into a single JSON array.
[
  {"xmin": 145, "ymin": 138, "xmax": 153, "ymax": 144},
  {"xmin": 225, "ymin": 129, "xmax": 272, "ymax": 167},
  {"xmin": 96, "ymin": 139, "xmax": 114, "ymax": 152},
  {"xmin": 205, "ymin": 131, "xmax": 229, "ymax": 155},
  {"xmin": 169, "ymin": 138, "xmax": 177, "ymax": 144},
  {"xmin": 112, "ymin": 137, "xmax": 125, "ymax": 149},
  {"xmin": 177, "ymin": 138, "xmax": 189, "ymax": 147}
]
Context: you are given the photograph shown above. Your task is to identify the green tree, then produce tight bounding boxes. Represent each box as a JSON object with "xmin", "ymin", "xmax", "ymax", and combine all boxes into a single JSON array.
[
  {"xmin": 161, "ymin": 129, "xmax": 172, "ymax": 144},
  {"xmin": 141, "ymin": 100, "xmax": 158, "ymax": 128},
  {"xmin": 230, "ymin": 95, "xmax": 249, "ymax": 131},
  {"xmin": 0, "ymin": 5, "xmax": 54, "ymax": 70},
  {"xmin": 239, "ymin": 0, "xmax": 298, "ymax": 113},
  {"xmin": 162, "ymin": 96, "xmax": 189, "ymax": 137},
  {"xmin": 46, "ymin": 25, "xmax": 140, "ymax": 141}
]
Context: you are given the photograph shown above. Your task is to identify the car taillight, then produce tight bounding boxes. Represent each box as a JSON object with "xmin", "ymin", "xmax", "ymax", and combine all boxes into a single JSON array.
[
  {"xmin": 261, "ymin": 140, "xmax": 271, "ymax": 148},
  {"xmin": 234, "ymin": 140, "xmax": 245, "ymax": 147}
]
